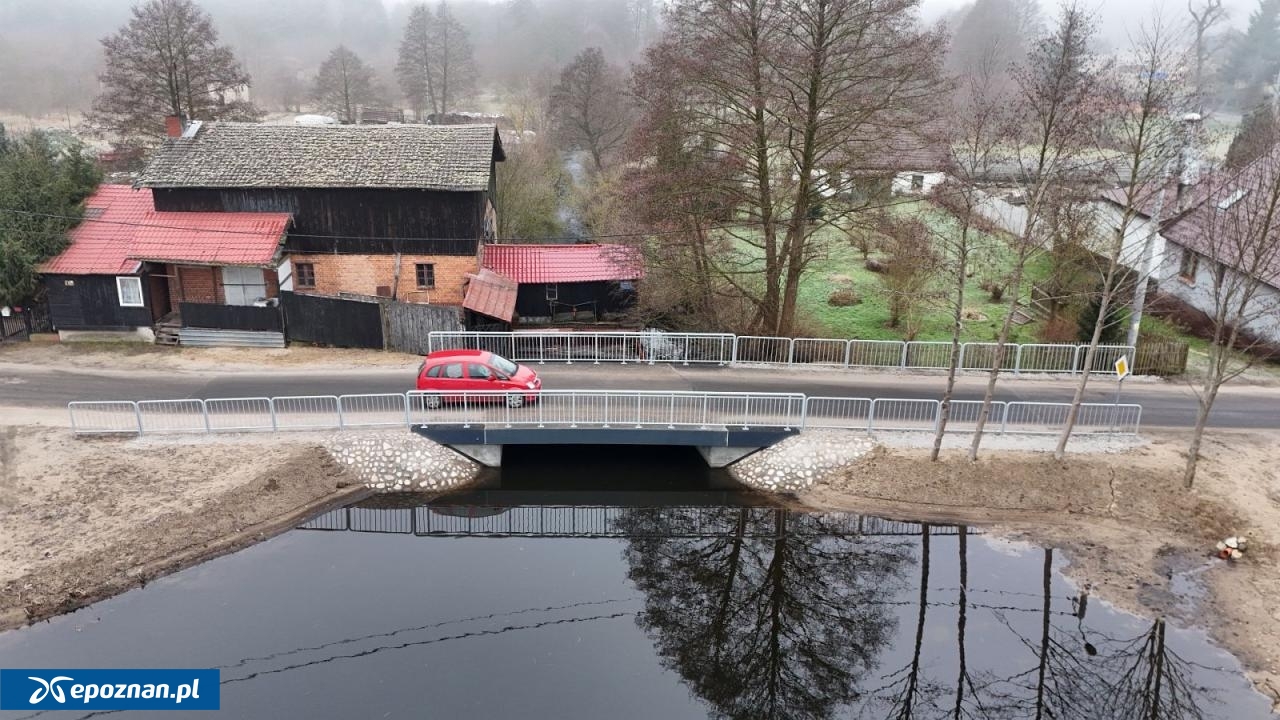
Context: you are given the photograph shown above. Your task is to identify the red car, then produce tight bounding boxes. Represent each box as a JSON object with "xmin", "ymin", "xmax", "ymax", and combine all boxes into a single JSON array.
[{"xmin": 415, "ymin": 349, "xmax": 541, "ymax": 407}]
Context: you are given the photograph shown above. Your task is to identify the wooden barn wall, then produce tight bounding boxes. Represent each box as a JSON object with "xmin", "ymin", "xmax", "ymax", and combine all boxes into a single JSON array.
[
  {"xmin": 514, "ymin": 281, "xmax": 636, "ymax": 319},
  {"xmin": 151, "ymin": 187, "xmax": 487, "ymax": 255},
  {"xmin": 43, "ymin": 274, "xmax": 154, "ymax": 330}
]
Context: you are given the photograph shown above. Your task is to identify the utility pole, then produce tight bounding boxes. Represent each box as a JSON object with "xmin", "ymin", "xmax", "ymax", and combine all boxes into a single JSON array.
[{"xmin": 1127, "ymin": 113, "xmax": 1201, "ymax": 348}]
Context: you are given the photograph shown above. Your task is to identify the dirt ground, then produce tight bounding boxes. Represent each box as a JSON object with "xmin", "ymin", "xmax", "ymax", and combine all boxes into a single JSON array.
[
  {"xmin": 0, "ymin": 339, "xmax": 423, "ymax": 373},
  {"xmin": 797, "ymin": 429, "xmax": 1280, "ymax": 710},
  {"xmin": 0, "ymin": 426, "xmax": 364, "ymax": 629}
]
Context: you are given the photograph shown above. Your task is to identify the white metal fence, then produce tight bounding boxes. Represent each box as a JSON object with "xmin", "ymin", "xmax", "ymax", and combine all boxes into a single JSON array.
[
  {"xmin": 426, "ymin": 331, "xmax": 1136, "ymax": 375},
  {"xmin": 69, "ymin": 392, "xmax": 1142, "ymax": 437}
]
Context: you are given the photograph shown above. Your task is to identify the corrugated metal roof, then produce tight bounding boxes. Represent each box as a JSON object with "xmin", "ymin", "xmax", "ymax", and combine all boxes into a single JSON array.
[
  {"xmin": 128, "ymin": 211, "xmax": 290, "ymax": 267},
  {"xmin": 481, "ymin": 243, "xmax": 644, "ymax": 284},
  {"xmin": 39, "ymin": 184, "xmax": 291, "ymax": 275},
  {"xmin": 462, "ymin": 269, "xmax": 518, "ymax": 322},
  {"xmin": 137, "ymin": 122, "xmax": 504, "ymax": 191},
  {"xmin": 38, "ymin": 185, "xmax": 148, "ymax": 275}
]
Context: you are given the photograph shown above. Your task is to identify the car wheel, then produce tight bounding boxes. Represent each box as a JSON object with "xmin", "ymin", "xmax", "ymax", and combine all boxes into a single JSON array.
[
  {"xmin": 424, "ymin": 393, "xmax": 442, "ymax": 409},
  {"xmin": 506, "ymin": 394, "xmax": 524, "ymax": 408}
]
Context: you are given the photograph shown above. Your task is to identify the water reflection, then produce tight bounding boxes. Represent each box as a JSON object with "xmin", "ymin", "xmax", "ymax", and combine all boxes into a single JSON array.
[
  {"xmin": 0, "ymin": 501, "xmax": 1269, "ymax": 720},
  {"xmin": 295, "ymin": 500, "xmax": 1267, "ymax": 720}
]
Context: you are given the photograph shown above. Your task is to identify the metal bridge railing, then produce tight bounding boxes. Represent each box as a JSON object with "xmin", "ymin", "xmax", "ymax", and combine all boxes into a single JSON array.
[
  {"xmin": 69, "ymin": 392, "xmax": 1143, "ymax": 438},
  {"xmin": 426, "ymin": 331, "xmax": 1140, "ymax": 376}
]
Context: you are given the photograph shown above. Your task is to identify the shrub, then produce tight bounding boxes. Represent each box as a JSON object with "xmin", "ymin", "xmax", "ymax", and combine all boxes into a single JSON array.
[
  {"xmin": 828, "ymin": 287, "xmax": 861, "ymax": 307},
  {"xmin": 864, "ymin": 257, "xmax": 886, "ymax": 273},
  {"xmin": 1039, "ymin": 315, "xmax": 1077, "ymax": 343}
]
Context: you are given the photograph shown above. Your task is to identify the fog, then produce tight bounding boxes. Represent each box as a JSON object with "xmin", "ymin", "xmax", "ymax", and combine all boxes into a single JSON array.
[{"xmin": 0, "ymin": 0, "xmax": 1263, "ymax": 119}]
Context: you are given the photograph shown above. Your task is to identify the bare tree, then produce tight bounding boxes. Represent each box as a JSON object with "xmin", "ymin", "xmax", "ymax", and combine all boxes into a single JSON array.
[
  {"xmin": 968, "ymin": 3, "xmax": 1104, "ymax": 461},
  {"xmin": 1188, "ymin": 0, "xmax": 1227, "ymax": 113},
  {"xmin": 550, "ymin": 47, "xmax": 632, "ymax": 172},
  {"xmin": 396, "ymin": 4, "xmax": 439, "ymax": 121},
  {"xmin": 629, "ymin": 0, "xmax": 948, "ymax": 337},
  {"xmin": 313, "ymin": 46, "xmax": 383, "ymax": 124},
  {"xmin": 494, "ymin": 135, "xmax": 565, "ymax": 239},
  {"xmin": 395, "ymin": 1, "xmax": 477, "ymax": 119},
  {"xmin": 876, "ymin": 214, "xmax": 942, "ymax": 339},
  {"xmin": 931, "ymin": 48, "xmax": 1011, "ymax": 461},
  {"xmin": 1180, "ymin": 143, "xmax": 1280, "ymax": 486},
  {"xmin": 1055, "ymin": 20, "xmax": 1191, "ymax": 459},
  {"xmin": 89, "ymin": 0, "xmax": 260, "ymax": 143}
]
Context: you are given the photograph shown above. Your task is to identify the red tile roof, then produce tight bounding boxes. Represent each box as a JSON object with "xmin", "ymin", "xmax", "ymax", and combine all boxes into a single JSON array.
[
  {"xmin": 128, "ymin": 211, "xmax": 290, "ymax": 267},
  {"xmin": 38, "ymin": 185, "xmax": 148, "ymax": 275},
  {"xmin": 462, "ymin": 269, "xmax": 518, "ymax": 322},
  {"xmin": 482, "ymin": 243, "xmax": 644, "ymax": 284},
  {"xmin": 39, "ymin": 185, "xmax": 291, "ymax": 275}
]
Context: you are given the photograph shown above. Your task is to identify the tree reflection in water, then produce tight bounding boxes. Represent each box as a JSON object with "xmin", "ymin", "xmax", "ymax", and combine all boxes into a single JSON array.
[
  {"xmin": 619, "ymin": 508, "xmax": 1240, "ymax": 720},
  {"xmin": 618, "ymin": 507, "xmax": 916, "ymax": 720}
]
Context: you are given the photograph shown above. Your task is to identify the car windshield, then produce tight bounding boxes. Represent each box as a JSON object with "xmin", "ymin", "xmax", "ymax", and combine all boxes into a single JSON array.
[{"xmin": 490, "ymin": 354, "xmax": 519, "ymax": 376}]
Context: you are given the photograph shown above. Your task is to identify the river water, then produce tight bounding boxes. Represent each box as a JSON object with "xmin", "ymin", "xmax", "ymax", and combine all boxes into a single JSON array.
[{"xmin": 0, "ymin": 446, "xmax": 1273, "ymax": 719}]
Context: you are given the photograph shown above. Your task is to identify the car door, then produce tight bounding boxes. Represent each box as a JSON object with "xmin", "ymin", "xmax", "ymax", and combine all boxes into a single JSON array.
[
  {"xmin": 440, "ymin": 362, "xmax": 467, "ymax": 399},
  {"xmin": 467, "ymin": 363, "xmax": 496, "ymax": 394}
]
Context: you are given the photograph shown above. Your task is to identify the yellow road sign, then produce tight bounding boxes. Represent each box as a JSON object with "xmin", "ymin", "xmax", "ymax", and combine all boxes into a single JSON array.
[{"xmin": 1114, "ymin": 355, "xmax": 1130, "ymax": 380}]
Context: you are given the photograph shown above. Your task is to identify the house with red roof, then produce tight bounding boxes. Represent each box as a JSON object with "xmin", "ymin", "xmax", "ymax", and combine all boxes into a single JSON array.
[
  {"xmin": 39, "ymin": 184, "xmax": 290, "ymax": 341},
  {"xmin": 468, "ymin": 243, "xmax": 644, "ymax": 325}
]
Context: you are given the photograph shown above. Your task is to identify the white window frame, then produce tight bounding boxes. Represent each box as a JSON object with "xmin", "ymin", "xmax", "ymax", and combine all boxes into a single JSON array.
[{"xmin": 116, "ymin": 276, "xmax": 144, "ymax": 307}]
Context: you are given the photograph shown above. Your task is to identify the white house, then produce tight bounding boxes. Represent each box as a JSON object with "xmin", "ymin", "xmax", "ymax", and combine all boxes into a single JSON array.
[{"xmin": 1147, "ymin": 150, "xmax": 1280, "ymax": 347}]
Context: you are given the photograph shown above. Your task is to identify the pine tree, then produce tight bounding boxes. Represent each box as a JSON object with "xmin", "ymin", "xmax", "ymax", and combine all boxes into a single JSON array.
[
  {"xmin": 1221, "ymin": 0, "xmax": 1280, "ymax": 108},
  {"xmin": 1226, "ymin": 103, "xmax": 1278, "ymax": 168},
  {"xmin": 0, "ymin": 132, "xmax": 101, "ymax": 305},
  {"xmin": 1076, "ymin": 285, "xmax": 1129, "ymax": 345}
]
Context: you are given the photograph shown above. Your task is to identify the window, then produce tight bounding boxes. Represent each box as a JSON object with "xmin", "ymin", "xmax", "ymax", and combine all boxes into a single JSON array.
[
  {"xmin": 295, "ymin": 263, "xmax": 316, "ymax": 288},
  {"xmin": 910, "ymin": 174, "xmax": 925, "ymax": 191},
  {"xmin": 490, "ymin": 354, "xmax": 518, "ymax": 376},
  {"xmin": 222, "ymin": 266, "xmax": 267, "ymax": 306},
  {"xmin": 1217, "ymin": 188, "xmax": 1248, "ymax": 210},
  {"xmin": 1178, "ymin": 249, "xmax": 1199, "ymax": 282},
  {"xmin": 426, "ymin": 364, "xmax": 443, "ymax": 378},
  {"xmin": 416, "ymin": 263, "xmax": 435, "ymax": 289},
  {"xmin": 116, "ymin": 276, "xmax": 144, "ymax": 307},
  {"xmin": 468, "ymin": 363, "xmax": 493, "ymax": 380},
  {"xmin": 546, "ymin": 284, "xmax": 558, "ymax": 301},
  {"xmin": 443, "ymin": 363, "xmax": 464, "ymax": 379}
]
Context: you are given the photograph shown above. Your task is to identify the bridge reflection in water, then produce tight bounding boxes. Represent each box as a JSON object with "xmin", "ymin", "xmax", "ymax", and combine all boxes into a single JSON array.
[
  {"xmin": 293, "ymin": 498, "xmax": 1268, "ymax": 720},
  {"xmin": 300, "ymin": 502, "xmax": 963, "ymax": 539}
]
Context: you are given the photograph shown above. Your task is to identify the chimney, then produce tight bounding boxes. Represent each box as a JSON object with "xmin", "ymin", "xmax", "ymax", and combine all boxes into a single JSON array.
[
  {"xmin": 164, "ymin": 114, "xmax": 187, "ymax": 138},
  {"xmin": 1175, "ymin": 112, "xmax": 1203, "ymax": 214}
]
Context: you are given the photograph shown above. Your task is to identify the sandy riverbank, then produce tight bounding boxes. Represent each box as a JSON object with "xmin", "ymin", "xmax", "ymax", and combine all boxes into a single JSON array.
[
  {"xmin": 0, "ymin": 427, "xmax": 365, "ymax": 629},
  {"xmin": 796, "ymin": 429, "xmax": 1280, "ymax": 710}
]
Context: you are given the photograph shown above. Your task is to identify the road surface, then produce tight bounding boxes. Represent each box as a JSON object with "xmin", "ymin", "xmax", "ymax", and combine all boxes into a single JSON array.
[{"xmin": 0, "ymin": 361, "xmax": 1275, "ymax": 430}]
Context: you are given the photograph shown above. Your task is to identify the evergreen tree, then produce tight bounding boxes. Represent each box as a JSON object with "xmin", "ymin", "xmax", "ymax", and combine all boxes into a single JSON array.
[
  {"xmin": 1221, "ymin": 0, "xmax": 1280, "ymax": 108},
  {"xmin": 1225, "ymin": 102, "xmax": 1278, "ymax": 168},
  {"xmin": 1077, "ymin": 284, "xmax": 1129, "ymax": 345},
  {"xmin": 0, "ymin": 131, "xmax": 100, "ymax": 305}
]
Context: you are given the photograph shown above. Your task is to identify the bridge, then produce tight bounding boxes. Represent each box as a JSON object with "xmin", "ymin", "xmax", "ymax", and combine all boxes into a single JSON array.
[{"xmin": 67, "ymin": 388, "xmax": 1142, "ymax": 467}]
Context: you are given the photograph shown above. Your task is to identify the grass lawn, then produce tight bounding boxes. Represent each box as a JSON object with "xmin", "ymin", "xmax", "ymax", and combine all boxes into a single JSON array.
[{"xmin": 725, "ymin": 199, "xmax": 1051, "ymax": 342}]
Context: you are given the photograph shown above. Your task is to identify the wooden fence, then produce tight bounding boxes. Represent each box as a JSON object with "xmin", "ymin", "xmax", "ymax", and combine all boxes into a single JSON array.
[
  {"xmin": 383, "ymin": 301, "xmax": 462, "ymax": 355},
  {"xmin": 1134, "ymin": 340, "xmax": 1190, "ymax": 376},
  {"xmin": 279, "ymin": 291, "xmax": 461, "ymax": 351},
  {"xmin": 180, "ymin": 302, "xmax": 283, "ymax": 332}
]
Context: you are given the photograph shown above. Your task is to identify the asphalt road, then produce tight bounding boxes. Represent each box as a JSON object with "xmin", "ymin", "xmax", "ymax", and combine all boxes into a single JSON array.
[{"xmin": 0, "ymin": 361, "xmax": 1276, "ymax": 430}]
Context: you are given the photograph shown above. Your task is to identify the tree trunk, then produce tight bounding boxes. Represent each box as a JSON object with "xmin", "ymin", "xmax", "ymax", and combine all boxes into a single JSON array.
[
  {"xmin": 968, "ymin": 245, "xmax": 1030, "ymax": 461},
  {"xmin": 932, "ymin": 227, "xmax": 969, "ymax": 462}
]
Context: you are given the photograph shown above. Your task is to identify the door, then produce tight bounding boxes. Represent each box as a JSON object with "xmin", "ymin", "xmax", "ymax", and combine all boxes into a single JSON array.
[{"xmin": 147, "ymin": 273, "xmax": 172, "ymax": 322}]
